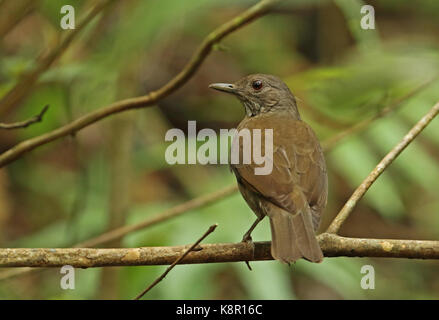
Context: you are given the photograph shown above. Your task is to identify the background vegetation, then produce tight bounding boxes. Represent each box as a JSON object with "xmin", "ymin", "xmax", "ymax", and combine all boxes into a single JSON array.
[{"xmin": 0, "ymin": 0, "xmax": 439, "ymax": 299}]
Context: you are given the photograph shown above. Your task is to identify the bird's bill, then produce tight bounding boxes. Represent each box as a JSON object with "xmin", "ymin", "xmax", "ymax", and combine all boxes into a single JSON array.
[{"xmin": 208, "ymin": 83, "xmax": 237, "ymax": 94}]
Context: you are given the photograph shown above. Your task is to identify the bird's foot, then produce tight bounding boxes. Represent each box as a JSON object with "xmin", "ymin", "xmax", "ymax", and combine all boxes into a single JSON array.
[{"xmin": 241, "ymin": 235, "xmax": 255, "ymax": 271}]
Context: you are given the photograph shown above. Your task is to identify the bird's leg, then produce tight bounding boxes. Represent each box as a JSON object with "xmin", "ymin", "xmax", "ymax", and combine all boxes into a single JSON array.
[{"xmin": 241, "ymin": 216, "xmax": 264, "ymax": 242}]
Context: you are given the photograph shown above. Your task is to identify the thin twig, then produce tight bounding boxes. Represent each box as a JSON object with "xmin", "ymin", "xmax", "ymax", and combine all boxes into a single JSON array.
[
  {"xmin": 326, "ymin": 101, "xmax": 439, "ymax": 234},
  {"xmin": 0, "ymin": 105, "xmax": 49, "ymax": 129},
  {"xmin": 0, "ymin": 0, "xmax": 281, "ymax": 167},
  {"xmin": 134, "ymin": 224, "xmax": 217, "ymax": 300},
  {"xmin": 1, "ymin": 234, "xmax": 439, "ymax": 269}
]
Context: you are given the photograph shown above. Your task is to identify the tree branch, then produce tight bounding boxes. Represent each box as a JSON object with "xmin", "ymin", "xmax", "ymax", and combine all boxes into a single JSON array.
[
  {"xmin": 0, "ymin": 105, "xmax": 48, "ymax": 129},
  {"xmin": 0, "ymin": 0, "xmax": 38, "ymax": 39},
  {"xmin": 1, "ymin": 234, "xmax": 438, "ymax": 268},
  {"xmin": 0, "ymin": 0, "xmax": 281, "ymax": 168},
  {"xmin": 326, "ymin": 100, "xmax": 439, "ymax": 234}
]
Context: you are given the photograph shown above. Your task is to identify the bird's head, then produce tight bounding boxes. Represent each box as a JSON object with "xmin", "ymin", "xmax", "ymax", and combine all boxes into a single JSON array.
[{"xmin": 209, "ymin": 74, "xmax": 300, "ymax": 118}]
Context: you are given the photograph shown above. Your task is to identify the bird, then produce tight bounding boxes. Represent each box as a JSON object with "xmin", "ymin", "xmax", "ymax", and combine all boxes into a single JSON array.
[{"xmin": 209, "ymin": 74, "xmax": 327, "ymax": 264}]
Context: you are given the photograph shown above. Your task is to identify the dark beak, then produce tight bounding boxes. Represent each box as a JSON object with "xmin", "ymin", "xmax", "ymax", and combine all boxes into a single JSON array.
[{"xmin": 208, "ymin": 83, "xmax": 237, "ymax": 94}]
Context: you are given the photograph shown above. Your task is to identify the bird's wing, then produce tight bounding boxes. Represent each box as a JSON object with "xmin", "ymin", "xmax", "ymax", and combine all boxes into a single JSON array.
[{"xmin": 232, "ymin": 117, "xmax": 327, "ymax": 222}]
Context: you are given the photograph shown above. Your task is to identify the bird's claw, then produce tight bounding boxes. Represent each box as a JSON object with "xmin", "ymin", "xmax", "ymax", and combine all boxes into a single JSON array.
[{"xmin": 241, "ymin": 234, "xmax": 253, "ymax": 243}]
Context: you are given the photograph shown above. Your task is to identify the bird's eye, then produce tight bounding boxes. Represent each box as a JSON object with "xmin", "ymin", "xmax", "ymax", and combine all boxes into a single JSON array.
[{"xmin": 252, "ymin": 80, "xmax": 263, "ymax": 91}]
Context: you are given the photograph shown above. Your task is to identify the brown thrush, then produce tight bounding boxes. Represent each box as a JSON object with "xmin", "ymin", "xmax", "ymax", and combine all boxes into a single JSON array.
[{"xmin": 209, "ymin": 74, "xmax": 327, "ymax": 263}]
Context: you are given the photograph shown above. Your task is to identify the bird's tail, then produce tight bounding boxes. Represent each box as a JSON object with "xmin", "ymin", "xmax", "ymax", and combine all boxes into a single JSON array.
[{"xmin": 268, "ymin": 207, "xmax": 323, "ymax": 264}]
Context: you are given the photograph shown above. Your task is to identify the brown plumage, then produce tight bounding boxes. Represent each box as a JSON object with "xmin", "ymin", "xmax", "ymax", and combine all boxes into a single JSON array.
[{"xmin": 209, "ymin": 74, "xmax": 327, "ymax": 263}]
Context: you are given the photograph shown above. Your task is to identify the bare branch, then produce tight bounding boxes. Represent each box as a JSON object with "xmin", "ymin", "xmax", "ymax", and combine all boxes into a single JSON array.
[
  {"xmin": 134, "ymin": 224, "xmax": 217, "ymax": 300},
  {"xmin": 0, "ymin": 105, "xmax": 48, "ymax": 130},
  {"xmin": 1, "ymin": 234, "xmax": 438, "ymax": 268},
  {"xmin": 326, "ymin": 101, "xmax": 439, "ymax": 234},
  {"xmin": 0, "ymin": 0, "xmax": 282, "ymax": 167}
]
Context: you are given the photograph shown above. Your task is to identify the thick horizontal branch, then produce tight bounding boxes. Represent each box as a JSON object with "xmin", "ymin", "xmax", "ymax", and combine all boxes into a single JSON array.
[
  {"xmin": 0, "ymin": 0, "xmax": 281, "ymax": 167},
  {"xmin": 72, "ymin": 89, "xmax": 433, "ymax": 248},
  {"xmin": 1, "ymin": 234, "xmax": 438, "ymax": 268}
]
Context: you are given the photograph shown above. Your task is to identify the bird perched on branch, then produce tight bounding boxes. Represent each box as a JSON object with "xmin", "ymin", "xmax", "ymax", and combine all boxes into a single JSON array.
[{"xmin": 209, "ymin": 74, "xmax": 327, "ymax": 263}]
